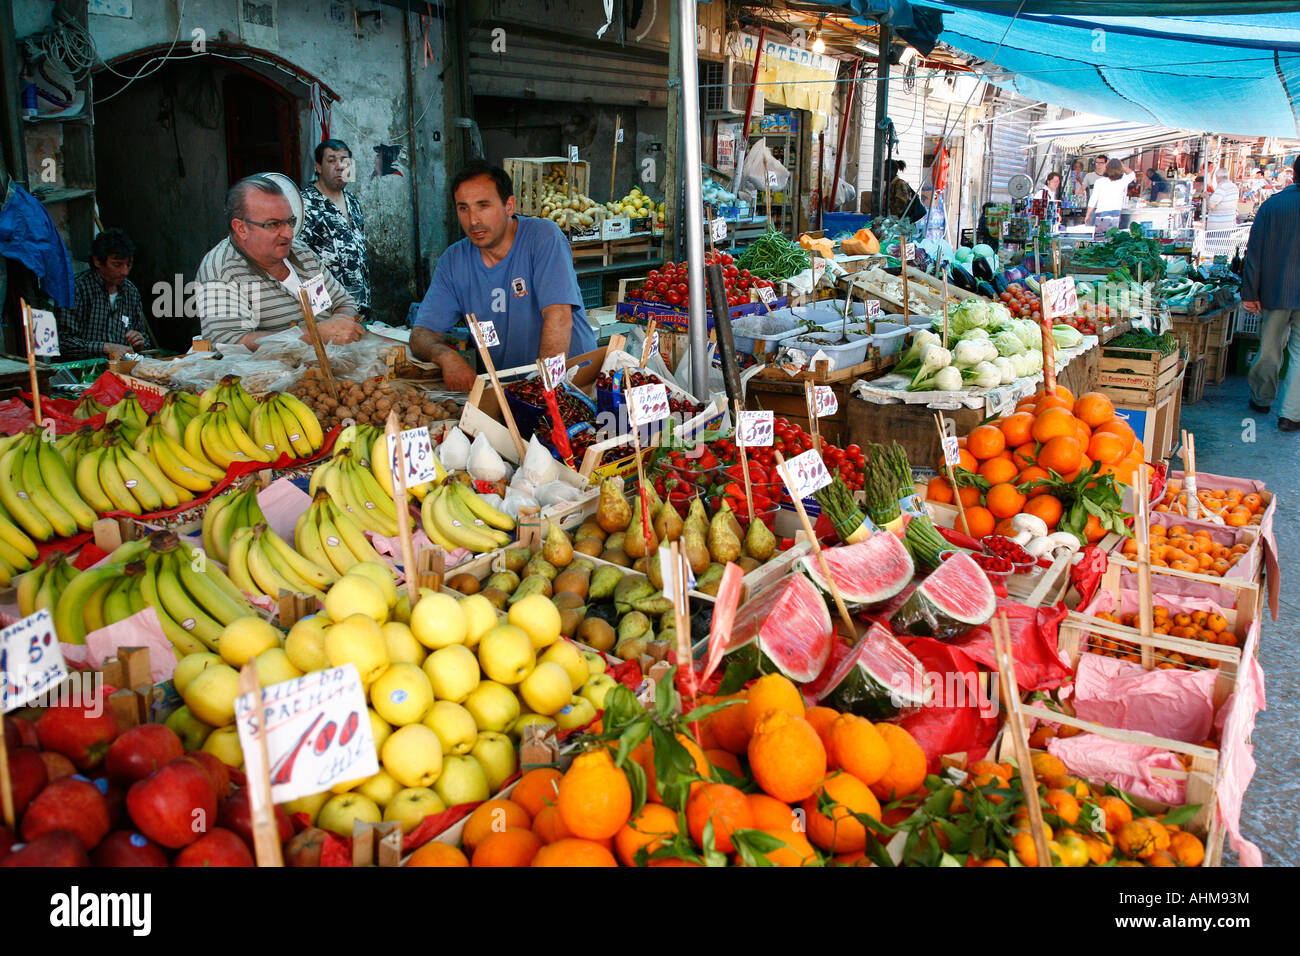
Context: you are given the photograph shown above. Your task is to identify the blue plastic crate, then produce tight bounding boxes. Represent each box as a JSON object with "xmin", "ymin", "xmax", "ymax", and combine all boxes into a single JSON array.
[
  {"xmin": 821, "ymin": 212, "xmax": 872, "ymax": 238},
  {"xmin": 578, "ymin": 275, "xmax": 603, "ymax": 310}
]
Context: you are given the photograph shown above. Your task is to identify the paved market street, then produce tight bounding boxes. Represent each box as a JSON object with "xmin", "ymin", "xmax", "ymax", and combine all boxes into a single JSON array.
[{"xmin": 1181, "ymin": 374, "xmax": 1299, "ymax": 866}]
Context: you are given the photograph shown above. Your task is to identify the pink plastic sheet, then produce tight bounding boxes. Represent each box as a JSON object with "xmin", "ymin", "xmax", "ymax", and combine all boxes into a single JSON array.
[
  {"xmin": 82, "ymin": 608, "xmax": 177, "ymax": 683},
  {"xmin": 1071, "ymin": 653, "xmax": 1218, "ymax": 744},
  {"xmin": 1047, "ymin": 734, "xmax": 1187, "ymax": 805},
  {"xmin": 1212, "ymin": 617, "xmax": 1266, "ymax": 866}
]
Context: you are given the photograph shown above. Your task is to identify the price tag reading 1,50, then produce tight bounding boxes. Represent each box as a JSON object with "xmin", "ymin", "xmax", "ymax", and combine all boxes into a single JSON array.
[
  {"xmin": 736, "ymin": 410, "xmax": 774, "ymax": 448},
  {"xmin": 1, "ymin": 609, "xmax": 67, "ymax": 713},
  {"xmin": 626, "ymin": 383, "xmax": 669, "ymax": 426},
  {"xmin": 1042, "ymin": 275, "xmax": 1079, "ymax": 320},
  {"xmin": 813, "ymin": 385, "xmax": 838, "ymax": 417},
  {"xmin": 782, "ymin": 448, "xmax": 833, "ymax": 501},
  {"xmin": 473, "ymin": 320, "xmax": 500, "ymax": 348},
  {"xmin": 387, "ymin": 426, "xmax": 439, "ymax": 487},
  {"xmin": 541, "ymin": 354, "xmax": 567, "ymax": 391}
]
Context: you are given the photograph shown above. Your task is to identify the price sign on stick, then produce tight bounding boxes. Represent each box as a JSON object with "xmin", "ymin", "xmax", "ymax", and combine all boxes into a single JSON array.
[
  {"xmin": 627, "ymin": 383, "xmax": 669, "ymax": 426},
  {"xmin": 658, "ymin": 548, "xmax": 697, "ymax": 602},
  {"xmin": 473, "ymin": 320, "xmax": 500, "ymax": 348},
  {"xmin": 0, "ymin": 610, "xmax": 66, "ymax": 713},
  {"xmin": 304, "ymin": 274, "xmax": 333, "ymax": 315},
  {"xmin": 812, "ymin": 257, "xmax": 827, "ymax": 286},
  {"xmin": 569, "ymin": 145, "xmax": 579, "ymax": 163},
  {"xmin": 736, "ymin": 410, "xmax": 774, "ymax": 447},
  {"xmin": 540, "ymin": 353, "xmax": 567, "ymax": 391},
  {"xmin": 757, "ymin": 285, "xmax": 777, "ymax": 306},
  {"xmin": 386, "ymin": 426, "xmax": 439, "ymax": 487},
  {"xmin": 767, "ymin": 171, "xmax": 779, "ymax": 189},
  {"xmin": 1041, "ymin": 276, "xmax": 1078, "ymax": 320},
  {"xmin": 781, "ymin": 448, "xmax": 833, "ymax": 501},
  {"xmin": 812, "ymin": 385, "xmax": 838, "ymax": 417},
  {"xmin": 235, "ymin": 664, "xmax": 378, "ymax": 804},
  {"xmin": 865, "ymin": 299, "xmax": 884, "ymax": 318},
  {"xmin": 710, "ymin": 217, "xmax": 728, "ymax": 242},
  {"xmin": 942, "ymin": 435, "xmax": 961, "ymax": 468},
  {"xmin": 30, "ymin": 309, "xmax": 59, "ymax": 357}
]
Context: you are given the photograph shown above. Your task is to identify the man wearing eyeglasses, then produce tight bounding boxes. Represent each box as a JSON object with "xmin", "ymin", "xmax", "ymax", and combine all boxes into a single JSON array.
[{"xmin": 196, "ymin": 175, "xmax": 363, "ymax": 349}]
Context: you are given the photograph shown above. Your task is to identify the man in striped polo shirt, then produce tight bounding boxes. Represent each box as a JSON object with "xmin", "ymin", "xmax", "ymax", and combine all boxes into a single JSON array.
[{"xmin": 196, "ymin": 175, "xmax": 363, "ymax": 349}]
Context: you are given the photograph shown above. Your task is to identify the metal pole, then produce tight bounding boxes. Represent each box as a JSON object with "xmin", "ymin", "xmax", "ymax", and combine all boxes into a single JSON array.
[
  {"xmin": 872, "ymin": 24, "xmax": 892, "ymax": 218},
  {"xmin": 402, "ymin": 11, "xmax": 425, "ymax": 297},
  {"xmin": 678, "ymin": 0, "xmax": 708, "ymax": 399},
  {"xmin": 666, "ymin": 9, "xmax": 680, "ymax": 263}
]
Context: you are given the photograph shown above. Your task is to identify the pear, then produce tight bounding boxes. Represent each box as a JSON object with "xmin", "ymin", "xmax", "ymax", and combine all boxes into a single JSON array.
[
  {"xmin": 743, "ymin": 517, "xmax": 776, "ymax": 562},
  {"xmin": 479, "ymin": 587, "xmax": 510, "ymax": 611},
  {"xmin": 632, "ymin": 592, "xmax": 674, "ymax": 616},
  {"xmin": 686, "ymin": 497, "xmax": 709, "ymax": 531},
  {"xmin": 589, "ymin": 565, "xmax": 624, "ymax": 601},
  {"xmin": 617, "ymin": 611, "xmax": 652, "ymax": 643},
  {"xmin": 523, "ymin": 553, "xmax": 558, "ymax": 581},
  {"xmin": 485, "ymin": 571, "xmax": 520, "ymax": 595},
  {"xmin": 552, "ymin": 565, "xmax": 591, "ymax": 599},
  {"xmin": 737, "ymin": 555, "xmax": 762, "ymax": 574},
  {"xmin": 604, "ymin": 531, "xmax": 626, "ymax": 552},
  {"xmin": 614, "ymin": 576, "xmax": 655, "ymax": 615},
  {"xmin": 599, "ymin": 548, "xmax": 631, "ymax": 567},
  {"xmin": 719, "ymin": 500, "xmax": 744, "ymax": 544},
  {"xmin": 632, "ymin": 557, "xmax": 649, "ymax": 574},
  {"xmin": 551, "ymin": 591, "xmax": 585, "ymax": 610},
  {"xmin": 647, "ymin": 552, "xmax": 664, "ymax": 590},
  {"xmin": 653, "ymin": 500, "xmax": 684, "ymax": 543},
  {"xmin": 596, "ymin": 478, "xmax": 632, "ymax": 533},
  {"xmin": 682, "ymin": 525, "xmax": 711, "ymax": 576},
  {"xmin": 574, "ymin": 516, "xmax": 607, "ymax": 543},
  {"xmin": 695, "ymin": 562, "xmax": 725, "ymax": 591},
  {"xmin": 503, "ymin": 549, "xmax": 529, "ymax": 574},
  {"xmin": 574, "ymin": 537, "xmax": 603, "ymax": 557},
  {"xmin": 615, "ymin": 635, "xmax": 650, "ymax": 661},
  {"xmin": 542, "ymin": 521, "xmax": 574, "ymax": 569},
  {"xmin": 507, "ymin": 575, "xmax": 552, "ymax": 604},
  {"xmin": 707, "ymin": 509, "xmax": 742, "ymax": 564},
  {"xmin": 642, "ymin": 483, "xmax": 664, "ymax": 521},
  {"xmin": 623, "ymin": 497, "xmax": 658, "ymax": 560},
  {"xmin": 557, "ymin": 606, "xmax": 585, "ymax": 638},
  {"xmin": 658, "ymin": 627, "xmax": 677, "ymax": 647},
  {"xmin": 577, "ymin": 617, "xmax": 616, "ymax": 652}
]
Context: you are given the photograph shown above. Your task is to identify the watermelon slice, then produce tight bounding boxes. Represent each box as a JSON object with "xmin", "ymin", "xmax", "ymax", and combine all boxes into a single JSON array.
[
  {"xmin": 806, "ymin": 623, "xmax": 932, "ymax": 719},
  {"xmin": 722, "ymin": 573, "xmax": 833, "ymax": 683},
  {"xmin": 889, "ymin": 552, "xmax": 996, "ymax": 641},
  {"xmin": 799, "ymin": 532, "xmax": 915, "ymax": 606}
]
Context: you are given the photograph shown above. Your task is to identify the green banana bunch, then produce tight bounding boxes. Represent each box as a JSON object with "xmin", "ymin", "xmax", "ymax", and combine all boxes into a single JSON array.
[
  {"xmin": 420, "ymin": 481, "xmax": 513, "ymax": 554},
  {"xmin": 310, "ymin": 448, "xmax": 410, "ymax": 538},
  {"xmin": 54, "ymin": 426, "xmax": 102, "ymax": 471},
  {"xmin": 136, "ymin": 416, "xmax": 225, "ymax": 495},
  {"xmin": 199, "ymin": 376, "xmax": 256, "ymax": 429},
  {"xmin": 16, "ymin": 551, "xmax": 78, "ymax": 617},
  {"xmin": 295, "ymin": 490, "xmax": 386, "ymax": 576},
  {"xmin": 201, "ymin": 481, "xmax": 267, "ymax": 565},
  {"xmin": 105, "ymin": 391, "xmax": 148, "ymax": 445},
  {"xmin": 0, "ymin": 430, "xmax": 99, "ymax": 540},
  {"xmin": 334, "ymin": 422, "xmax": 384, "ymax": 462},
  {"xmin": 156, "ymin": 391, "xmax": 201, "ymax": 443},
  {"xmin": 73, "ymin": 394, "xmax": 107, "ymax": 419},
  {"xmin": 248, "ymin": 391, "xmax": 325, "ymax": 462},
  {"xmin": 228, "ymin": 521, "xmax": 335, "ymax": 602}
]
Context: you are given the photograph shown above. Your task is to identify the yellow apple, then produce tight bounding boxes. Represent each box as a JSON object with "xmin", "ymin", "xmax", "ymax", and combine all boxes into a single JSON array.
[
  {"xmin": 382, "ymin": 787, "xmax": 447, "ymax": 834},
  {"xmin": 581, "ymin": 651, "xmax": 607, "ymax": 676},
  {"xmin": 579, "ymin": 673, "xmax": 619, "ymax": 712},
  {"xmin": 519, "ymin": 661, "xmax": 572, "ymax": 716},
  {"xmin": 421, "ymin": 644, "xmax": 480, "ymax": 703},
  {"xmin": 410, "ymin": 592, "xmax": 468, "ymax": 649},
  {"xmin": 355, "ymin": 769, "xmax": 404, "ymax": 809},
  {"xmin": 285, "ymin": 615, "xmax": 330, "ymax": 673},
  {"xmin": 510, "ymin": 712, "xmax": 558, "ymax": 742},
  {"xmin": 367, "ymin": 708, "xmax": 392, "ymax": 753},
  {"xmin": 381, "ymin": 621, "xmax": 426, "ymax": 666},
  {"xmin": 346, "ymin": 561, "xmax": 398, "ymax": 609},
  {"xmin": 218, "ymin": 616, "xmax": 281, "ymax": 667},
  {"xmin": 381, "ymin": 724, "xmax": 443, "ymax": 788},
  {"xmin": 317, "ymin": 793, "xmax": 382, "ymax": 837},
  {"xmin": 201, "ymin": 725, "xmax": 244, "ymax": 768},
  {"xmin": 182, "ymin": 663, "xmax": 241, "ymax": 727},
  {"xmin": 507, "ymin": 594, "xmax": 562, "ymax": 649},
  {"xmin": 540, "ymin": 640, "xmax": 590, "ymax": 692},
  {"xmin": 423, "ymin": 700, "xmax": 478, "ymax": 755},
  {"xmin": 391, "ymin": 589, "xmax": 412, "ymax": 625},
  {"xmin": 325, "ymin": 575, "xmax": 389, "ymax": 625},
  {"xmin": 470, "ymin": 731, "xmax": 517, "ymax": 792},
  {"xmin": 280, "ymin": 791, "xmax": 330, "ymax": 825},
  {"xmin": 554, "ymin": 694, "xmax": 598, "ymax": 731},
  {"xmin": 463, "ymin": 680, "xmax": 520, "ymax": 734},
  {"xmin": 477, "ymin": 625, "xmax": 534, "ymax": 685},
  {"xmin": 433, "ymin": 754, "xmax": 490, "ymax": 806},
  {"xmin": 324, "ymin": 614, "xmax": 390, "ymax": 685},
  {"xmin": 253, "ymin": 647, "xmax": 303, "ymax": 687},
  {"xmin": 172, "ymin": 652, "xmax": 222, "ymax": 695},
  {"xmin": 458, "ymin": 593, "xmax": 499, "ymax": 649},
  {"xmin": 369, "ymin": 662, "xmax": 434, "ymax": 726}
]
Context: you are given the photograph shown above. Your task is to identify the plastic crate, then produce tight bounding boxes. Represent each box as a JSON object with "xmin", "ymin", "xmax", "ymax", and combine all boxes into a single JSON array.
[
  {"xmin": 578, "ymin": 274, "xmax": 603, "ymax": 310},
  {"xmin": 1235, "ymin": 308, "xmax": 1260, "ymax": 338},
  {"xmin": 820, "ymin": 212, "xmax": 872, "ymax": 237}
]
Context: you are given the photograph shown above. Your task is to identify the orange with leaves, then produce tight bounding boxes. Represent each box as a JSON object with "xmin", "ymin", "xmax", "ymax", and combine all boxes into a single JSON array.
[
  {"xmin": 747, "ymin": 792, "xmax": 802, "ymax": 832},
  {"xmin": 631, "ymin": 732, "xmax": 710, "ymax": 804},
  {"xmin": 706, "ymin": 693, "xmax": 751, "ymax": 754},
  {"xmin": 749, "ymin": 829, "xmax": 819, "ymax": 867},
  {"xmin": 869, "ymin": 723, "xmax": 927, "ymax": 801},
  {"xmin": 511, "ymin": 767, "xmax": 563, "ymax": 818},
  {"xmin": 748, "ymin": 709, "xmax": 827, "ymax": 803},
  {"xmin": 557, "ymin": 749, "xmax": 632, "ymax": 840},
  {"xmin": 742, "ymin": 673, "xmax": 805, "ymax": 735},
  {"xmin": 614, "ymin": 803, "xmax": 680, "ymax": 866},
  {"xmin": 686, "ymin": 783, "xmax": 754, "ymax": 854},
  {"xmin": 803, "ymin": 771, "xmax": 882, "ymax": 853},
  {"xmin": 826, "ymin": 714, "xmax": 891, "ymax": 786}
]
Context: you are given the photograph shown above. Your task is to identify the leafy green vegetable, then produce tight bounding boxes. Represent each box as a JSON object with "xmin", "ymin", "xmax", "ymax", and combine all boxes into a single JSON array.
[{"xmin": 1073, "ymin": 223, "xmax": 1167, "ymax": 281}]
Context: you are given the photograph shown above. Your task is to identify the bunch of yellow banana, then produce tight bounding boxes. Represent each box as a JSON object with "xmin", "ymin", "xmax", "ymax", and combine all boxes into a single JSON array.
[
  {"xmin": 74, "ymin": 434, "xmax": 192, "ymax": 516},
  {"xmin": 334, "ymin": 422, "xmax": 384, "ymax": 462},
  {"xmin": 184, "ymin": 401, "xmax": 271, "ymax": 469},
  {"xmin": 0, "ymin": 430, "xmax": 99, "ymax": 539},
  {"xmin": 420, "ymin": 480, "xmax": 514, "ymax": 553},
  {"xmin": 15, "ymin": 551, "xmax": 77, "ymax": 616},
  {"xmin": 105, "ymin": 391, "xmax": 149, "ymax": 445},
  {"xmin": 226, "ymin": 521, "xmax": 337, "ymax": 602},
  {"xmin": 201, "ymin": 482, "xmax": 268, "ymax": 564},
  {"xmin": 135, "ymin": 416, "xmax": 226, "ymax": 495},
  {"xmin": 155, "ymin": 391, "xmax": 202, "ymax": 443},
  {"xmin": 309, "ymin": 448, "xmax": 411, "ymax": 538},
  {"xmin": 367, "ymin": 431, "xmax": 443, "ymax": 503},
  {"xmin": 0, "ymin": 497, "xmax": 38, "ymax": 586},
  {"xmin": 295, "ymin": 491, "xmax": 386, "ymax": 576},
  {"xmin": 73, "ymin": 393, "xmax": 107, "ymax": 419},
  {"xmin": 248, "ymin": 391, "xmax": 326, "ymax": 462},
  {"xmin": 199, "ymin": 375, "xmax": 256, "ymax": 430},
  {"xmin": 54, "ymin": 425, "xmax": 103, "ymax": 471}
]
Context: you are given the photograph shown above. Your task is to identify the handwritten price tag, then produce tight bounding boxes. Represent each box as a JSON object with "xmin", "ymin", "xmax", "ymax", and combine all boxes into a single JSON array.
[
  {"xmin": 813, "ymin": 385, "xmax": 837, "ymax": 417},
  {"xmin": 767, "ymin": 171, "xmax": 779, "ymax": 188},
  {"xmin": 541, "ymin": 354, "xmax": 567, "ymax": 391},
  {"xmin": 304, "ymin": 274, "xmax": 333, "ymax": 315},
  {"xmin": 812, "ymin": 258, "xmax": 827, "ymax": 285},
  {"xmin": 942, "ymin": 435, "xmax": 961, "ymax": 468},
  {"xmin": 710, "ymin": 217, "xmax": 728, "ymax": 242},
  {"xmin": 782, "ymin": 448, "xmax": 832, "ymax": 501},
  {"xmin": 386, "ymin": 426, "xmax": 439, "ymax": 487},
  {"xmin": 30, "ymin": 308, "xmax": 60, "ymax": 357},
  {"xmin": 658, "ymin": 549, "xmax": 697, "ymax": 602},
  {"xmin": 627, "ymin": 383, "xmax": 669, "ymax": 426},
  {"xmin": 736, "ymin": 410, "xmax": 774, "ymax": 447},
  {"xmin": 757, "ymin": 285, "xmax": 777, "ymax": 306},
  {"xmin": 569, "ymin": 145, "xmax": 580, "ymax": 163},
  {"xmin": 865, "ymin": 299, "xmax": 884, "ymax": 318},
  {"xmin": 616, "ymin": 128, "xmax": 624, "ymax": 144},
  {"xmin": 1042, "ymin": 276, "xmax": 1078, "ymax": 320},
  {"xmin": 473, "ymin": 320, "xmax": 500, "ymax": 347},
  {"xmin": 1, "ymin": 610, "xmax": 67, "ymax": 713},
  {"xmin": 235, "ymin": 664, "xmax": 378, "ymax": 805}
]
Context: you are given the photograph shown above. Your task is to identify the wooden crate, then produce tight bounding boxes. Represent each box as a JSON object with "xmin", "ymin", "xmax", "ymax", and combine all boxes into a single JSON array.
[
  {"xmin": 1206, "ymin": 344, "xmax": 1230, "ymax": 385},
  {"xmin": 1098, "ymin": 345, "xmax": 1181, "ymax": 405},
  {"xmin": 1171, "ymin": 315, "xmax": 1212, "ymax": 362},
  {"xmin": 503, "ymin": 157, "xmax": 591, "ymax": 217},
  {"xmin": 1168, "ymin": 292, "xmax": 1209, "ymax": 317},
  {"xmin": 1208, "ymin": 311, "xmax": 1232, "ymax": 349},
  {"xmin": 748, "ymin": 378, "xmax": 849, "ymax": 446},
  {"xmin": 750, "ymin": 352, "xmax": 898, "ymax": 385},
  {"xmin": 1183, "ymin": 357, "xmax": 1207, "ymax": 404},
  {"xmin": 1110, "ymin": 370, "xmax": 1183, "ymax": 462}
]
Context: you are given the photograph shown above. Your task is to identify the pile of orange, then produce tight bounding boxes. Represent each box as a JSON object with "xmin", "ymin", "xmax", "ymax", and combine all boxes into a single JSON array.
[
  {"xmin": 926, "ymin": 386, "xmax": 1143, "ymax": 542},
  {"xmin": 1091, "ymin": 605, "xmax": 1238, "ymax": 670},
  {"xmin": 1156, "ymin": 484, "xmax": 1266, "ymax": 527},
  {"xmin": 954, "ymin": 754, "xmax": 1206, "ymax": 867},
  {"xmin": 1118, "ymin": 523, "xmax": 1253, "ymax": 577},
  {"xmin": 409, "ymin": 674, "xmax": 930, "ymax": 867}
]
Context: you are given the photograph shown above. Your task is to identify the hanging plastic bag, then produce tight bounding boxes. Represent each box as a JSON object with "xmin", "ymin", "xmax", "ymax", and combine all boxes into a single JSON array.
[{"xmin": 742, "ymin": 138, "xmax": 790, "ymax": 193}]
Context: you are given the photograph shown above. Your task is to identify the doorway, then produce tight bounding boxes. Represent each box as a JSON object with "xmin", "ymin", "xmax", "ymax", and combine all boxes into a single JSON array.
[{"xmin": 224, "ymin": 72, "xmax": 299, "ymax": 182}]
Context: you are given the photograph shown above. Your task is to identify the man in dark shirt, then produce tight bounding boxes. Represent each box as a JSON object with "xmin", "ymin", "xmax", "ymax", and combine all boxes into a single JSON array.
[
  {"xmin": 1243, "ymin": 156, "xmax": 1300, "ymax": 430},
  {"xmin": 1146, "ymin": 168, "xmax": 1171, "ymax": 201},
  {"xmin": 58, "ymin": 228, "xmax": 151, "ymax": 360},
  {"xmin": 299, "ymin": 139, "xmax": 371, "ymax": 314}
]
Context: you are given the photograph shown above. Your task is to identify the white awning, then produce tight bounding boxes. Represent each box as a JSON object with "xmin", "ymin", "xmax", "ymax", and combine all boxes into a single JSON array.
[{"xmin": 1031, "ymin": 114, "xmax": 1199, "ymax": 154}]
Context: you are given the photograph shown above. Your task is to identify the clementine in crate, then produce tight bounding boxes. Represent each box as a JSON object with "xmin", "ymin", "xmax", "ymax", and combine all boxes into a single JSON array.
[
  {"xmin": 405, "ymin": 841, "xmax": 469, "ymax": 867},
  {"xmin": 1036, "ymin": 393, "xmax": 1074, "ymax": 414},
  {"xmin": 804, "ymin": 705, "xmax": 840, "ymax": 750},
  {"xmin": 1088, "ymin": 430, "xmax": 1127, "ymax": 465},
  {"xmin": 632, "ymin": 732, "xmax": 710, "ymax": 804},
  {"xmin": 1023, "ymin": 493, "xmax": 1063, "ymax": 530},
  {"xmin": 1037, "ymin": 384, "xmax": 1075, "ymax": 405},
  {"xmin": 752, "ymin": 828, "xmax": 819, "ymax": 867},
  {"xmin": 557, "ymin": 749, "xmax": 632, "ymax": 840},
  {"xmin": 957, "ymin": 484, "xmax": 983, "ymax": 508},
  {"xmin": 999, "ymin": 411, "xmax": 1036, "ymax": 447},
  {"xmin": 705, "ymin": 693, "xmax": 750, "ymax": 754},
  {"xmin": 748, "ymin": 792, "xmax": 802, "ymax": 831},
  {"xmin": 802, "ymin": 771, "xmax": 882, "ymax": 853},
  {"xmin": 512, "ymin": 768, "xmax": 563, "ymax": 818},
  {"xmin": 967, "ymin": 424, "xmax": 1006, "ymax": 460},
  {"xmin": 1074, "ymin": 391, "xmax": 1116, "ymax": 427},
  {"xmin": 979, "ymin": 456, "xmax": 1020, "ymax": 486},
  {"xmin": 1016, "ymin": 465, "xmax": 1050, "ymax": 492},
  {"xmin": 686, "ymin": 783, "xmax": 754, "ymax": 853},
  {"xmin": 1012, "ymin": 441, "xmax": 1039, "ymax": 469},
  {"xmin": 704, "ymin": 748, "xmax": 745, "ymax": 780},
  {"xmin": 1093, "ymin": 418, "xmax": 1136, "ymax": 456},
  {"xmin": 925, "ymin": 476, "xmax": 954, "ymax": 504},
  {"xmin": 869, "ymin": 723, "xmax": 927, "ymax": 801},
  {"xmin": 956, "ymin": 448, "xmax": 979, "ymax": 473},
  {"xmin": 826, "ymin": 714, "xmax": 891, "ymax": 785},
  {"xmin": 956, "ymin": 505, "xmax": 995, "ymax": 539},
  {"xmin": 1031, "ymin": 406, "xmax": 1079, "ymax": 443},
  {"xmin": 986, "ymin": 482, "xmax": 1027, "ymax": 520},
  {"xmin": 749, "ymin": 709, "xmax": 827, "ymax": 802},
  {"xmin": 472, "ymin": 827, "xmax": 543, "ymax": 867},
  {"xmin": 462, "ymin": 799, "xmax": 532, "ymax": 853}
]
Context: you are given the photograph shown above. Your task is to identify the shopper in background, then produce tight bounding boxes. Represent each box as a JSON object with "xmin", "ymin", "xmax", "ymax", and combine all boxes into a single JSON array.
[
  {"xmin": 1146, "ymin": 167, "xmax": 1172, "ymax": 201},
  {"xmin": 1204, "ymin": 168, "xmax": 1240, "ymax": 235},
  {"xmin": 887, "ymin": 160, "xmax": 925, "ymax": 220},
  {"xmin": 1084, "ymin": 159, "xmax": 1134, "ymax": 239},
  {"xmin": 1242, "ymin": 156, "xmax": 1300, "ymax": 431},
  {"xmin": 1083, "ymin": 154, "xmax": 1109, "ymax": 190},
  {"xmin": 1035, "ymin": 171, "xmax": 1062, "ymax": 203},
  {"xmin": 299, "ymin": 138, "xmax": 371, "ymax": 316},
  {"xmin": 58, "ymin": 227, "xmax": 152, "ymax": 360},
  {"xmin": 1065, "ymin": 159, "xmax": 1089, "ymax": 209}
]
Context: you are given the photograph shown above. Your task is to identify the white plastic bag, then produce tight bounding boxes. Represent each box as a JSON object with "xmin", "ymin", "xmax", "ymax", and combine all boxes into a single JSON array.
[
  {"xmin": 742, "ymin": 138, "xmax": 791, "ymax": 192},
  {"xmin": 535, "ymin": 480, "xmax": 582, "ymax": 507},
  {"xmin": 520, "ymin": 435, "xmax": 559, "ymax": 487},
  {"xmin": 468, "ymin": 432, "xmax": 508, "ymax": 481},
  {"xmin": 439, "ymin": 426, "xmax": 471, "ymax": 471}
]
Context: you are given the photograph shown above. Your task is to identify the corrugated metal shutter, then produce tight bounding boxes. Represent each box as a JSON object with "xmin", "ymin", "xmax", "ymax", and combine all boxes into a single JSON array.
[
  {"xmin": 987, "ymin": 92, "xmax": 1042, "ymax": 201},
  {"xmin": 467, "ymin": 29, "xmax": 670, "ymax": 107},
  {"xmin": 856, "ymin": 77, "xmax": 928, "ymax": 203}
]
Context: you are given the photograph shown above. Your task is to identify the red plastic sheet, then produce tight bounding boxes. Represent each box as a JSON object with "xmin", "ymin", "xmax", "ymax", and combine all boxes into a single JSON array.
[
  {"xmin": 896, "ymin": 637, "xmax": 999, "ymax": 773},
  {"xmin": 0, "ymin": 398, "xmax": 41, "ymax": 435},
  {"xmin": 943, "ymin": 600, "xmax": 1072, "ymax": 692}
]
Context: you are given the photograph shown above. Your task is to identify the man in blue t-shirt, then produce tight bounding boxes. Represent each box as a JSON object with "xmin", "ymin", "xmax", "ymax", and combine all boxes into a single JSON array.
[{"xmin": 411, "ymin": 161, "xmax": 596, "ymax": 390}]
